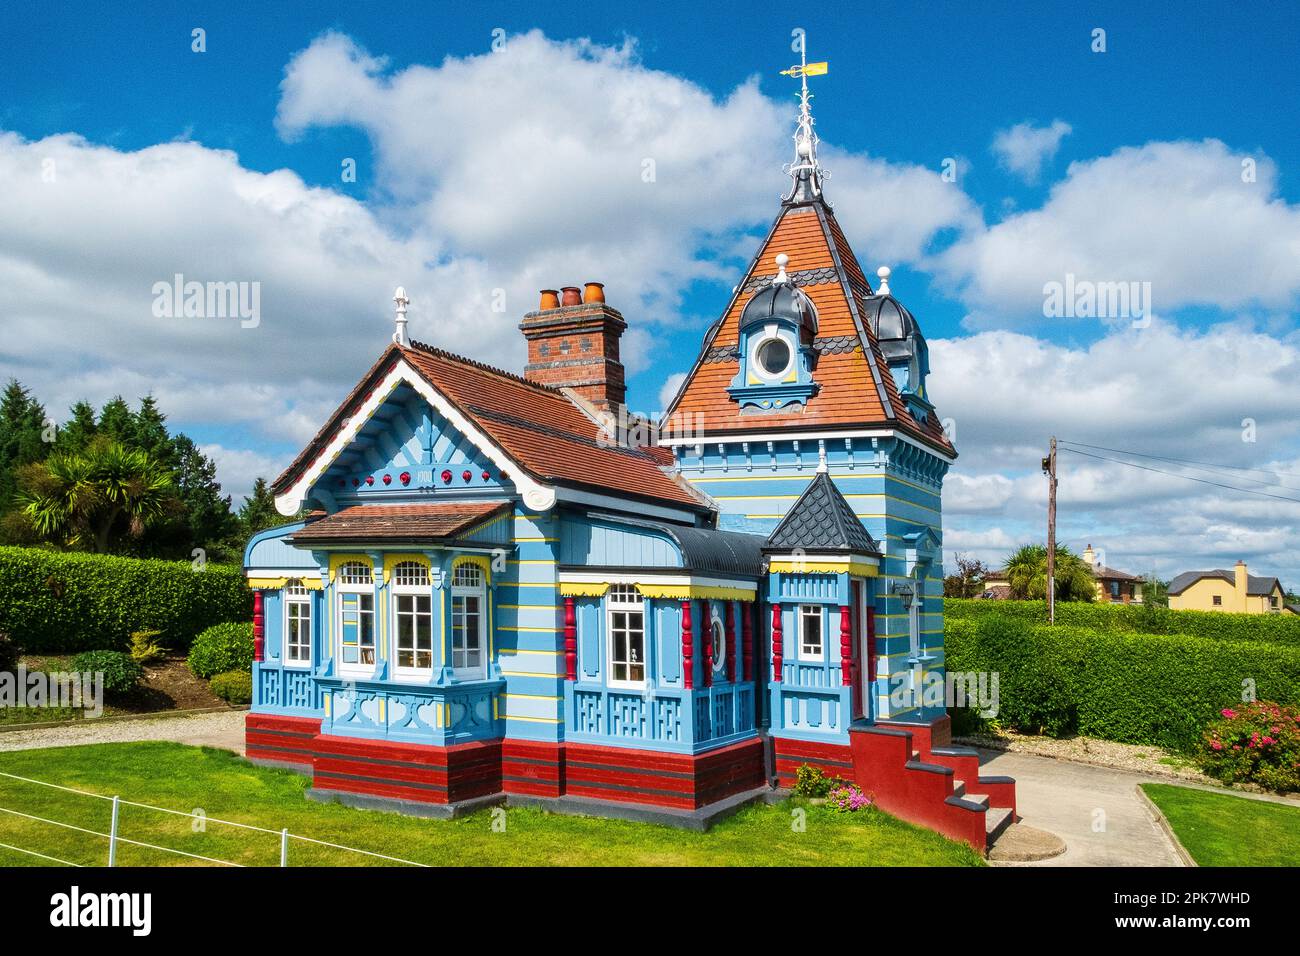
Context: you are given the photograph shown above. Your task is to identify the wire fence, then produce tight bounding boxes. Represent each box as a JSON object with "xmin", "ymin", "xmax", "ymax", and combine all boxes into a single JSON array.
[{"xmin": 0, "ymin": 770, "xmax": 429, "ymax": 868}]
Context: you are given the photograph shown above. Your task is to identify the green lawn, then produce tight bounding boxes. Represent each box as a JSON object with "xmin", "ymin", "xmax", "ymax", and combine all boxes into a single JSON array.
[
  {"xmin": 1142, "ymin": 783, "xmax": 1300, "ymax": 867},
  {"xmin": 0, "ymin": 742, "xmax": 982, "ymax": 867}
]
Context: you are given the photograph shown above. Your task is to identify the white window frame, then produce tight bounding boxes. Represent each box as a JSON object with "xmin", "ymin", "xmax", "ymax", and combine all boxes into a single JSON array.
[
  {"xmin": 710, "ymin": 610, "xmax": 727, "ymax": 677},
  {"xmin": 798, "ymin": 604, "xmax": 824, "ymax": 662},
  {"xmin": 749, "ymin": 324, "xmax": 795, "ymax": 383},
  {"xmin": 284, "ymin": 579, "xmax": 312, "ymax": 668},
  {"xmin": 336, "ymin": 561, "xmax": 376, "ymax": 675},
  {"xmin": 607, "ymin": 584, "xmax": 647, "ymax": 689},
  {"xmin": 450, "ymin": 562, "xmax": 488, "ymax": 680},
  {"xmin": 391, "ymin": 561, "xmax": 434, "ymax": 680}
]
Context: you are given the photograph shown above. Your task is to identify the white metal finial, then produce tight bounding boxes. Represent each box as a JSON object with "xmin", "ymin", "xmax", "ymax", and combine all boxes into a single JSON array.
[
  {"xmin": 392, "ymin": 286, "xmax": 410, "ymax": 346},
  {"xmin": 816, "ymin": 444, "xmax": 828, "ymax": 473},
  {"xmin": 781, "ymin": 34, "xmax": 827, "ymax": 203},
  {"xmin": 773, "ymin": 253, "xmax": 790, "ymax": 285},
  {"xmin": 876, "ymin": 266, "xmax": 891, "ymax": 296}
]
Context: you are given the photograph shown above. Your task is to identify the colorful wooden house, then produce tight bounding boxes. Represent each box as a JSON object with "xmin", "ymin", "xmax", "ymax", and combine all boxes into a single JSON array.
[{"xmin": 243, "ymin": 63, "xmax": 1016, "ymax": 849}]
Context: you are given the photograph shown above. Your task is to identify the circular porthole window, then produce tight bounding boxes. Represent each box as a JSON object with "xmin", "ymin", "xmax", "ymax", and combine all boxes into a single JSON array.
[
  {"xmin": 711, "ymin": 616, "xmax": 726, "ymax": 674},
  {"xmin": 753, "ymin": 334, "xmax": 793, "ymax": 380}
]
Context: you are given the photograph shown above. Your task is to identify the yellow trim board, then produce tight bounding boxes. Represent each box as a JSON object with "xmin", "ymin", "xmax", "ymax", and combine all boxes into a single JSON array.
[
  {"xmin": 247, "ymin": 576, "xmax": 322, "ymax": 590},
  {"xmin": 769, "ymin": 558, "xmax": 880, "ymax": 577}
]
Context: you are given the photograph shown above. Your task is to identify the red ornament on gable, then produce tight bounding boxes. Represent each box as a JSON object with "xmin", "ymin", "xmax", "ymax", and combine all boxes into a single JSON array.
[
  {"xmin": 441, "ymin": 469, "xmax": 453, "ymax": 484},
  {"xmin": 399, "ymin": 472, "xmax": 411, "ymax": 486},
  {"xmin": 365, "ymin": 476, "xmax": 374, "ymax": 486},
  {"xmin": 382, "ymin": 474, "xmax": 392, "ymax": 485},
  {"xmin": 462, "ymin": 470, "xmax": 472, "ymax": 483}
]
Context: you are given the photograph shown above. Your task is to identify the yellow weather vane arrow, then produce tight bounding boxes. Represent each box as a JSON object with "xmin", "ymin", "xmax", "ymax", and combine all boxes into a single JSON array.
[{"xmin": 780, "ymin": 61, "xmax": 828, "ymax": 78}]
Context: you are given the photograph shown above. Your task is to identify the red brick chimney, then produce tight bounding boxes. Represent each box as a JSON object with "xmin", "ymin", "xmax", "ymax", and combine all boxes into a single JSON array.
[{"xmin": 520, "ymin": 282, "xmax": 627, "ymax": 413}]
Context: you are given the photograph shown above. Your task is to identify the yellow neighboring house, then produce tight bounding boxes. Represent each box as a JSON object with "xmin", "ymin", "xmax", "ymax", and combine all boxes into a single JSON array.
[{"xmin": 1167, "ymin": 560, "xmax": 1290, "ymax": 614}]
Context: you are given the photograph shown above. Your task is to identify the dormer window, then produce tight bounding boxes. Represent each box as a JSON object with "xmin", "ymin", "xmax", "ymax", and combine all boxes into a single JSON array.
[
  {"xmin": 752, "ymin": 327, "xmax": 794, "ymax": 380},
  {"xmin": 728, "ymin": 254, "xmax": 820, "ymax": 411}
]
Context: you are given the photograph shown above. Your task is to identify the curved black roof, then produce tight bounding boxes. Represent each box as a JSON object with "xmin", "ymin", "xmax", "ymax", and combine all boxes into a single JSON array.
[
  {"xmin": 739, "ymin": 281, "xmax": 818, "ymax": 337},
  {"xmin": 862, "ymin": 293, "xmax": 920, "ymax": 343},
  {"xmin": 575, "ymin": 512, "xmax": 765, "ymax": 578}
]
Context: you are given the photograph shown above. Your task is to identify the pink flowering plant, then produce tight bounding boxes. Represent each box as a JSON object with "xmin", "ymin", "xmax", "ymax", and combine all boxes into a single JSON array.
[
  {"xmin": 826, "ymin": 782, "xmax": 873, "ymax": 813},
  {"xmin": 1198, "ymin": 700, "xmax": 1300, "ymax": 793}
]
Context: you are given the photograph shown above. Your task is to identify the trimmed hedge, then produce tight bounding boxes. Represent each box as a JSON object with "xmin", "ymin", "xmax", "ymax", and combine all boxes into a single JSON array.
[
  {"xmin": 945, "ymin": 597, "xmax": 1300, "ymax": 646},
  {"xmin": 945, "ymin": 616, "xmax": 1300, "ymax": 753},
  {"xmin": 0, "ymin": 546, "xmax": 251, "ymax": 653},
  {"xmin": 188, "ymin": 622, "xmax": 254, "ymax": 680}
]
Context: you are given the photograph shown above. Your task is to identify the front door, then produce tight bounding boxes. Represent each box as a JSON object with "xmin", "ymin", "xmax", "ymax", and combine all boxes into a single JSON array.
[{"xmin": 849, "ymin": 579, "xmax": 865, "ymax": 719}]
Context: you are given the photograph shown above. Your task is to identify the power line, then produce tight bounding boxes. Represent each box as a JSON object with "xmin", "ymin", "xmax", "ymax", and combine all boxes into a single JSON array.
[
  {"xmin": 1058, "ymin": 446, "xmax": 1300, "ymax": 505},
  {"xmin": 1058, "ymin": 438, "xmax": 1300, "ymax": 486}
]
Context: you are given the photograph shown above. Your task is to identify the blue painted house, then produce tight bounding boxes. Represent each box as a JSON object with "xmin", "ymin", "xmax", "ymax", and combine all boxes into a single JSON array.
[{"xmin": 244, "ymin": 81, "xmax": 1015, "ymax": 847}]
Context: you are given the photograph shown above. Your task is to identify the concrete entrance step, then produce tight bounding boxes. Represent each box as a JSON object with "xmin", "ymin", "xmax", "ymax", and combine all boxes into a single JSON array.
[{"xmin": 985, "ymin": 807, "xmax": 1015, "ymax": 847}]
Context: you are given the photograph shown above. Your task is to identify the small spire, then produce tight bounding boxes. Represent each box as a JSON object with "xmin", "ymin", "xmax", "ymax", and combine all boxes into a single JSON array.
[
  {"xmin": 876, "ymin": 266, "xmax": 891, "ymax": 296},
  {"xmin": 392, "ymin": 286, "xmax": 410, "ymax": 346},
  {"xmin": 781, "ymin": 35, "xmax": 829, "ymax": 204},
  {"xmin": 772, "ymin": 253, "xmax": 790, "ymax": 285}
]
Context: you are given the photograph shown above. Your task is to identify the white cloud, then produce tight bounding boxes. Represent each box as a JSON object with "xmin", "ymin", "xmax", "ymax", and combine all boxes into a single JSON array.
[
  {"xmin": 991, "ymin": 119, "xmax": 1072, "ymax": 183},
  {"xmin": 657, "ymin": 372, "xmax": 687, "ymax": 411},
  {"xmin": 201, "ymin": 444, "xmax": 287, "ymax": 505},
  {"xmin": 935, "ymin": 139, "xmax": 1300, "ymax": 325},
  {"xmin": 933, "ymin": 320, "xmax": 1300, "ymax": 583}
]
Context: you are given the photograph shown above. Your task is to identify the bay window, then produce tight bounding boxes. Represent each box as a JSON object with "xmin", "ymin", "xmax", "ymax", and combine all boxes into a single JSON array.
[
  {"xmin": 392, "ymin": 561, "xmax": 433, "ymax": 677},
  {"xmin": 337, "ymin": 561, "xmax": 375, "ymax": 671},
  {"xmin": 451, "ymin": 562, "xmax": 487, "ymax": 679}
]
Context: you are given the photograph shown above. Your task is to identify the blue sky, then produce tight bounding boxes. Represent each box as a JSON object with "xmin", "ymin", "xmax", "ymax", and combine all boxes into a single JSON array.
[{"xmin": 3, "ymin": 1, "xmax": 1299, "ymax": 583}]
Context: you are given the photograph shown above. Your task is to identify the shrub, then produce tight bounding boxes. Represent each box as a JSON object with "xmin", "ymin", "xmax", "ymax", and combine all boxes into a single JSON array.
[
  {"xmin": 944, "ymin": 616, "xmax": 1300, "ymax": 753},
  {"xmin": 793, "ymin": 764, "xmax": 839, "ymax": 798},
  {"xmin": 1197, "ymin": 701, "xmax": 1300, "ymax": 793},
  {"xmin": 0, "ymin": 546, "xmax": 251, "ymax": 653},
  {"xmin": 827, "ymin": 782, "xmax": 872, "ymax": 813},
  {"xmin": 129, "ymin": 629, "xmax": 167, "ymax": 665},
  {"xmin": 187, "ymin": 622, "xmax": 254, "ymax": 679},
  {"xmin": 209, "ymin": 669, "xmax": 253, "ymax": 705},
  {"xmin": 944, "ymin": 598, "xmax": 1300, "ymax": 646},
  {"xmin": 71, "ymin": 650, "xmax": 144, "ymax": 696}
]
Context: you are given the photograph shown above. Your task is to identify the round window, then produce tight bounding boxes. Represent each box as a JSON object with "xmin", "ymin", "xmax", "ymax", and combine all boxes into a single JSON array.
[{"xmin": 756, "ymin": 336, "xmax": 792, "ymax": 377}]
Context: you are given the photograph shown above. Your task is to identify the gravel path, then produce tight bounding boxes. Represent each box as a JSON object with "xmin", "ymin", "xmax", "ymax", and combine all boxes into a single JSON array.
[
  {"xmin": 955, "ymin": 731, "xmax": 1216, "ymax": 784},
  {"xmin": 0, "ymin": 711, "xmax": 246, "ymax": 754}
]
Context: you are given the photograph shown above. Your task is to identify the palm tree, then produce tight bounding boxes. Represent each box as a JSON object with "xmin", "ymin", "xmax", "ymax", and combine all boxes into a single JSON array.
[
  {"xmin": 1003, "ymin": 544, "xmax": 1096, "ymax": 602},
  {"xmin": 19, "ymin": 439, "xmax": 176, "ymax": 553}
]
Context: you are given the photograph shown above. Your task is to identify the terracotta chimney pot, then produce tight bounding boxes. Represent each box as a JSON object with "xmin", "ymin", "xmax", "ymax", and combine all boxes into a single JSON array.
[
  {"xmin": 561, "ymin": 286, "xmax": 582, "ymax": 307},
  {"xmin": 539, "ymin": 289, "xmax": 560, "ymax": 310},
  {"xmin": 583, "ymin": 282, "xmax": 606, "ymax": 304}
]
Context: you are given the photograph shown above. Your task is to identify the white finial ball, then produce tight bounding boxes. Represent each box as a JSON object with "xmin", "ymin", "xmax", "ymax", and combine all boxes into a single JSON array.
[
  {"xmin": 775, "ymin": 253, "xmax": 789, "ymax": 269},
  {"xmin": 394, "ymin": 286, "xmax": 408, "ymax": 304},
  {"xmin": 796, "ymin": 135, "xmax": 812, "ymax": 159},
  {"xmin": 876, "ymin": 266, "xmax": 891, "ymax": 283}
]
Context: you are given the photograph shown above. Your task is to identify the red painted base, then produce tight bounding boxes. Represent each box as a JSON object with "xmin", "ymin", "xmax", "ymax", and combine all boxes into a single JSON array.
[{"xmin": 246, "ymin": 715, "xmax": 764, "ymax": 812}]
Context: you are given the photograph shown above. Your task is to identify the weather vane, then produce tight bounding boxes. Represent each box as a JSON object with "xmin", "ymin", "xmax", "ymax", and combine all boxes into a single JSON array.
[{"xmin": 780, "ymin": 35, "xmax": 829, "ymax": 202}]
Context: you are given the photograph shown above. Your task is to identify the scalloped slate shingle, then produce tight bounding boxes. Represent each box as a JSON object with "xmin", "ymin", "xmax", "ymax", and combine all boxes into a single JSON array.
[{"xmin": 764, "ymin": 471, "xmax": 880, "ymax": 555}]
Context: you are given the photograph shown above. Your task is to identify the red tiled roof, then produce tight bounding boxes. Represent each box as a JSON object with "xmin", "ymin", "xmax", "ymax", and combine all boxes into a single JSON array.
[
  {"xmin": 660, "ymin": 201, "xmax": 955, "ymax": 456},
  {"xmin": 273, "ymin": 342, "xmax": 708, "ymax": 513},
  {"xmin": 289, "ymin": 501, "xmax": 510, "ymax": 543}
]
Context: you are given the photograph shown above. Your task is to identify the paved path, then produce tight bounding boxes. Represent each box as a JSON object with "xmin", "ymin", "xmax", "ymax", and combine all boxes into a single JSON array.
[
  {"xmin": 979, "ymin": 749, "xmax": 1182, "ymax": 866},
  {"xmin": 0, "ymin": 711, "xmax": 246, "ymax": 755}
]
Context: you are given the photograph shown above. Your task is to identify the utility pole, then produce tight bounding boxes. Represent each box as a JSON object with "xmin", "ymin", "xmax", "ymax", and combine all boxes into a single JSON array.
[{"xmin": 1042, "ymin": 436, "xmax": 1058, "ymax": 624}]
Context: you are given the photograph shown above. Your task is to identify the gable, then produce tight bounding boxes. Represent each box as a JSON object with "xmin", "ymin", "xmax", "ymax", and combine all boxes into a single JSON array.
[
  {"xmin": 660, "ymin": 200, "xmax": 954, "ymax": 457},
  {"xmin": 273, "ymin": 344, "xmax": 710, "ymax": 518},
  {"xmin": 316, "ymin": 383, "xmax": 507, "ymax": 502}
]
